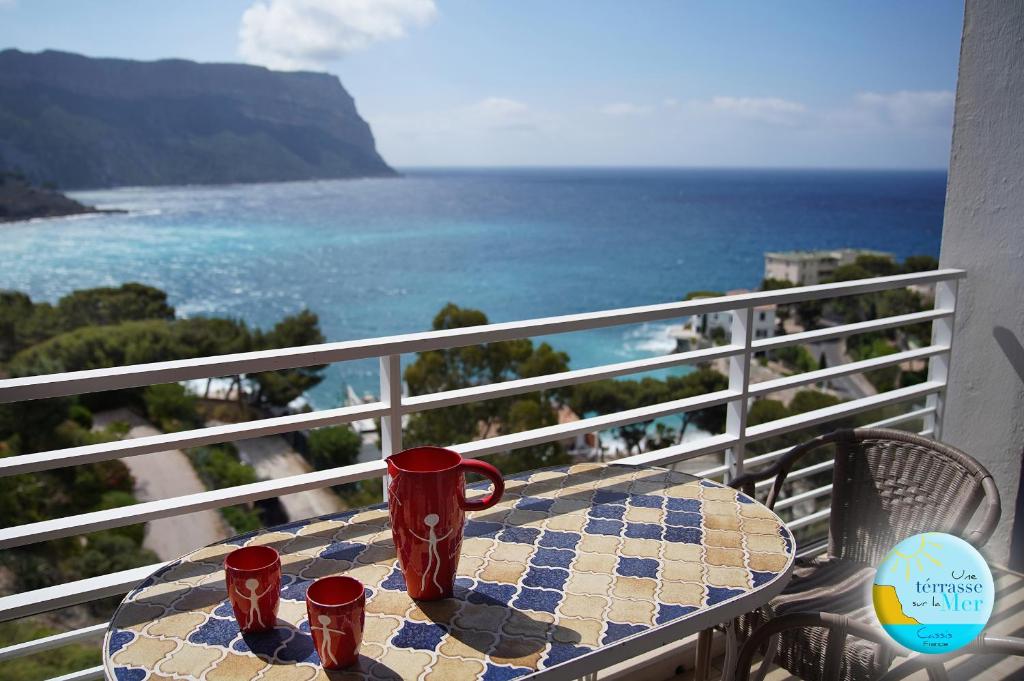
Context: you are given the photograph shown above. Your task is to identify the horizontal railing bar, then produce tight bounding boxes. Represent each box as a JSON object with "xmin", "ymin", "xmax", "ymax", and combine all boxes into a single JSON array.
[
  {"xmin": 450, "ymin": 390, "xmax": 741, "ymax": 458},
  {"xmin": 756, "ymin": 459, "xmax": 835, "ymax": 488},
  {"xmin": 787, "ymin": 507, "xmax": 831, "ymax": 530},
  {"xmin": 0, "ymin": 460, "xmax": 386, "ymax": 550},
  {"xmin": 746, "ymin": 381, "xmax": 943, "ymax": 442},
  {"xmin": 402, "ymin": 345, "xmax": 743, "ymax": 414},
  {"xmin": 751, "ymin": 309, "xmax": 952, "ymax": 351},
  {"xmin": 0, "ymin": 622, "xmax": 107, "ymax": 662},
  {"xmin": 864, "ymin": 406, "xmax": 936, "ymax": 429},
  {"xmin": 695, "ymin": 464, "xmax": 728, "ymax": 478},
  {"xmin": 48, "ymin": 666, "xmax": 104, "ymax": 681},
  {"xmin": 796, "ymin": 540, "xmax": 829, "ymax": 560},
  {"xmin": 775, "ymin": 484, "xmax": 833, "ymax": 511},
  {"xmin": 0, "ymin": 402, "xmax": 389, "ymax": 477},
  {"xmin": 0, "ymin": 269, "xmax": 964, "ymax": 403},
  {"xmin": 747, "ymin": 345, "xmax": 947, "ymax": 398},
  {"xmin": 736, "ymin": 405, "xmax": 938, "ymax": 475},
  {"xmin": 0, "ymin": 562, "xmax": 165, "ymax": 622},
  {"xmin": 612, "ymin": 433, "xmax": 738, "ymax": 468}
]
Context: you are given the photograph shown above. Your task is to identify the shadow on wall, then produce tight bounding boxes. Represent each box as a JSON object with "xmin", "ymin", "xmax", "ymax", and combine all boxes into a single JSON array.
[{"xmin": 994, "ymin": 326, "xmax": 1024, "ymax": 571}]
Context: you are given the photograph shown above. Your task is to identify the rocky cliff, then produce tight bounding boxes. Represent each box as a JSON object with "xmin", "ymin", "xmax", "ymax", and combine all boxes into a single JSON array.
[{"xmin": 0, "ymin": 49, "xmax": 396, "ymax": 188}]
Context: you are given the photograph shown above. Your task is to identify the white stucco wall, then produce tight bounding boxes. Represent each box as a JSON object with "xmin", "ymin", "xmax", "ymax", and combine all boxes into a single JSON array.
[{"xmin": 940, "ymin": 0, "xmax": 1024, "ymax": 566}]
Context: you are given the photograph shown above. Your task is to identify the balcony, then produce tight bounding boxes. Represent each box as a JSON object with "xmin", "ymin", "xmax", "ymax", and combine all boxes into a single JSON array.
[{"xmin": 4, "ymin": 268, "xmax": 1014, "ymax": 681}]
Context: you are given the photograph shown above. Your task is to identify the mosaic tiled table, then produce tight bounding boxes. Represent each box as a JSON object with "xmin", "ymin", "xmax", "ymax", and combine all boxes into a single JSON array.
[{"xmin": 103, "ymin": 463, "xmax": 795, "ymax": 681}]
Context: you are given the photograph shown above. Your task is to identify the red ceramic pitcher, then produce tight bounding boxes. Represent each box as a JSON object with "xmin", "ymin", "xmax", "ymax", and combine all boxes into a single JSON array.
[{"xmin": 386, "ymin": 446, "xmax": 504, "ymax": 600}]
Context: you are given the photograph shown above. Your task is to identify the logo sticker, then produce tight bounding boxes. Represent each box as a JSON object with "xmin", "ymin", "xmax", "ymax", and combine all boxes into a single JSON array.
[{"xmin": 873, "ymin": 532, "xmax": 993, "ymax": 653}]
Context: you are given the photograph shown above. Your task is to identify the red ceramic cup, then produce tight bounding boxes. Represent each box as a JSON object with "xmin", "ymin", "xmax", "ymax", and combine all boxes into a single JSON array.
[
  {"xmin": 305, "ymin": 576, "xmax": 366, "ymax": 670},
  {"xmin": 224, "ymin": 545, "xmax": 281, "ymax": 633},
  {"xmin": 386, "ymin": 446, "xmax": 504, "ymax": 600}
]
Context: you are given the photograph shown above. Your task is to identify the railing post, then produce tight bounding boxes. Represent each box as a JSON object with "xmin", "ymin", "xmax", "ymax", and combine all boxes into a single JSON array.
[
  {"xmin": 925, "ymin": 279, "xmax": 958, "ymax": 440},
  {"xmin": 379, "ymin": 354, "xmax": 403, "ymax": 501},
  {"xmin": 724, "ymin": 305, "xmax": 754, "ymax": 482}
]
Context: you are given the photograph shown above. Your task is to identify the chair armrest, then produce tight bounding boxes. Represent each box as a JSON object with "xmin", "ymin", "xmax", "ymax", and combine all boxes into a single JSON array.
[
  {"xmin": 734, "ymin": 611, "xmax": 892, "ymax": 681},
  {"xmin": 729, "ymin": 432, "xmax": 842, "ymax": 509},
  {"xmin": 966, "ymin": 475, "xmax": 1001, "ymax": 547}
]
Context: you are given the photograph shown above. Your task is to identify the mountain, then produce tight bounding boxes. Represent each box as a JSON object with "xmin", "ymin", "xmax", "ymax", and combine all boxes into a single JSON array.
[{"xmin": 0, "ymin": 49, "xmax": 396, "ymax": 188}]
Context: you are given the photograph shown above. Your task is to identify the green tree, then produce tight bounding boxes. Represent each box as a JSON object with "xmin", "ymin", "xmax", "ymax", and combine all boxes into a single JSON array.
[
  {"xmin": 666, "ymin": 369, "xmax": 729, "ymax": 442},
  {"xmin": 403, "ymin": 304, "xmax": 571, "ymax": 474},
  {"xmin": 853, "ymin": 254, "xmax": 899, "ymax": 277},
  {"xmin": 143, "ymin": 383, "xmax": 199, "ymax": 431},
  {"xmin": 54, "ymin": 282, "xmax": 174, "ymax": 331},
  {"xmin": 251, "ymin": 310, "xmax": 326, "ymax": 408},
  {"xmin": 9, "ymin": 317, "xmax": 253, "ymax": 377},
  {"xmin": 761, "ymin": 279, "xmax": 795, "ymax": 328},
  {"xmin": 748, "ymin": 399, "xmax": 789, "ymax": 427},
  {"xmin": 902, "ymin": 255, "xmax": 939, "ymax": 273},
  {"xmin": 788, "ymin": 390, "xmax": 842, "ymax": 414},
  {"xmin": 308, "ymin": 426, "xmax": 362, "ymax": 471}
]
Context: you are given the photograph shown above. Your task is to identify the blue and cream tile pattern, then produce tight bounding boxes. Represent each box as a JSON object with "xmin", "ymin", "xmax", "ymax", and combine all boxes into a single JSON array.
[{"xmin": 103, "ymin": 463, "xmax": 794, "ymax": 680}]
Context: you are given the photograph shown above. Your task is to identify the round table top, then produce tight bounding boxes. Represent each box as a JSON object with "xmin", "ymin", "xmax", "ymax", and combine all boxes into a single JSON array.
[{"xmin": 103, "ymin": 462, "xmax": 795, "ymax": 681}]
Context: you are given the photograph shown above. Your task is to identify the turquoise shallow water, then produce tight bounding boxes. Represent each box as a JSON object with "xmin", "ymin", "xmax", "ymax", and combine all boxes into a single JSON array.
[{"xmin": 2, "ymin": 168, "xmax": 946, "ymax": 407}]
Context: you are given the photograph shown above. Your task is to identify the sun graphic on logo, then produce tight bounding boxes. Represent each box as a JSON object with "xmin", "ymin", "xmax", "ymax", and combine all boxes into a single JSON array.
[{"xmin": 885, "ymin": 535, "xmax": 943, "ymax": 581}]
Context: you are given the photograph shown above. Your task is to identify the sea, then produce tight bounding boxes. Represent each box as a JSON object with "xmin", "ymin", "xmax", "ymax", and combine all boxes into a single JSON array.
[{"xmin": 2, "ymin": 168, "xmax": 946, "ymax": 408}]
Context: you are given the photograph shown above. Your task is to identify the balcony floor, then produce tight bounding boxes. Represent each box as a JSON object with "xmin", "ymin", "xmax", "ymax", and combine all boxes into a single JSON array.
[{"xmin": 678, "ymin": 565, "xmax": 1024, "ymax": 681}]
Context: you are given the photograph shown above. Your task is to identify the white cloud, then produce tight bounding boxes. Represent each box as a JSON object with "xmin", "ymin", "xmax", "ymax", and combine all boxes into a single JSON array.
[
  {"xmin": 705, "ymin": 96, "xmax": 807, "ymax": 125},
  {"xmin": 852, "ymin": 90, "xmax": 954, "ymax": 128},
  {"xmin": 601, "ymin": 102, "xmax": 653, "ymax": 116},
  {"xmin": 238, "ymin": 0, "xmax": 437, "ymax": 71}
]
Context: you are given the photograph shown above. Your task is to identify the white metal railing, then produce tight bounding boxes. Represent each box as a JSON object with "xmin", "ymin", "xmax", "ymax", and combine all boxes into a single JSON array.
[{"xmin": 0, "ymin": 269, "xmax": 962, "ymax": 677}]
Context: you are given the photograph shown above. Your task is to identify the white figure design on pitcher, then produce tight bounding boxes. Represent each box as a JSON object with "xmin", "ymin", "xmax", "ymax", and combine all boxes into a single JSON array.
[
  {"xmin": 409, "ymin": 513, "xmax": 452, "ymax": 593},
  {"xmin": 312, "ymin": 614, "xmax": 347, "ymax": 665},
  {"xmin": 240, "ymin": 578, "xmax": 273, "ymax": 629},
  {"xmin": 387, "ymin": 476, "xmax": 402, "ymax": 507}
]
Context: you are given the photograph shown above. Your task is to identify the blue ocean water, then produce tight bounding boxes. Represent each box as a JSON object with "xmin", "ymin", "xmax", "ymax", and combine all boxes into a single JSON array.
[{"xmin": 1, "ymin": 168, "xmax": 946, "ymax": 407}]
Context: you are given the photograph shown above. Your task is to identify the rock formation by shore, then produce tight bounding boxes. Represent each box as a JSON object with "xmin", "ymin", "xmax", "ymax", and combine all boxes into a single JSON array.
[{"xmin": 0, "ymin": 172, "xmax": 120, "ymax": 222}]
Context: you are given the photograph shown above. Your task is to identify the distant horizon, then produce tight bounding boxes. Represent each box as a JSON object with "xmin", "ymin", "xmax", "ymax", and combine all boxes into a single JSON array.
[{"xmin": 395, "ymin": 164, "xmax": 950, "ymax": 173}]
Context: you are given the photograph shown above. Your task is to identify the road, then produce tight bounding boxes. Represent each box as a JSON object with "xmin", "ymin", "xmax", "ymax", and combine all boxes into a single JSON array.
[
  {"xmin": 808, "ymin": 337, "xmax": 875, "ymax": 400},
  {"xmin": 229, "ymin": 433, "xmax": 345, "ymax": 521},
  {"xmin": 92, "ymin": 409, "xmax": 230, "ymax": 561}
]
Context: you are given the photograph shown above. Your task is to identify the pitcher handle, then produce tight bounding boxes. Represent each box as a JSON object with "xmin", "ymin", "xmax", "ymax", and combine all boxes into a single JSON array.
[{"xmin": 458, "ymin": 459, "xmax": 505, "ymax": 511}]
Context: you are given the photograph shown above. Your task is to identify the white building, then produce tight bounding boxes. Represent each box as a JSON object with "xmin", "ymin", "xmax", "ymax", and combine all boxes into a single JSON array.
[
  {"xmin": 764, "ymin": 248, "xmax": 893, "ymax": 286},
  {"xmin": 689, "ymin": 290, "xmax": 777, "ymax": 342}
]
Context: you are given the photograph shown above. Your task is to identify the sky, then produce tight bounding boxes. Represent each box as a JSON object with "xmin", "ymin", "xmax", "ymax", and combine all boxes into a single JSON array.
[{"xmin": 0, "ymin": 1, "xmax": 966, "ymax": 169}]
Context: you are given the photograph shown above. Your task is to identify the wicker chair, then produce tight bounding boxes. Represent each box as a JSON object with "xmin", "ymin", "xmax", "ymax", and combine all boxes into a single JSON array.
[
  {"xmin": 734, "ymin": 619, "xmax": 1023, "ymax": 681},
  {"xmin": 723, "ymin": 428, "xmax": 1001, "ymax": 681}
]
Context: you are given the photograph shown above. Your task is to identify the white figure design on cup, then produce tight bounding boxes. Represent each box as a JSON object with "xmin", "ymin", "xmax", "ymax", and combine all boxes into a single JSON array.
[
  {"xmin": 409, "ymin": 513, "xmax": 452, "ymax": 593},
  {"xmin": 312, "ymin": 614, "xmax": 347, "ymax": 666},
  {"xmin": 240, "ymin": 578, "xmax": 273, "ymax": 629}
]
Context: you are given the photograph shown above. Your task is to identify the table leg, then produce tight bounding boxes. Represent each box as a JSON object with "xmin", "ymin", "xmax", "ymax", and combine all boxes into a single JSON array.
[{"xmin": 695, "ymin": 628, "xmax": 713, "ymax": 681}]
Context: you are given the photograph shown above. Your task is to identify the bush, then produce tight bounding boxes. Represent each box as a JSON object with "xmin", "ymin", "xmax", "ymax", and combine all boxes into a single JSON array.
[
  {"xmin": 0, "ymin": 620, "xmax": 101, "ymax": 681},
  {"xmin": 222, "ymin": 506, "xmax": 263, "ymax": 533},
  {"xmin": 189, "ymin": 444, "xmax": 258, "ymax": 489},
  {"xmin": 308, "ymin": 426, "xmax": 362, "ymax": 471},
  {"xmin": 187, "ymin": 444, "xmax": 263, "ymax": 532},
  {"xmin": 773, "ymin": 345, "xmax": 817, "ymax": 373},
  {"xmin": 68, "ymin": 403, "xmax": 93, "ymax": 429},
  {"xmin": 143, "ymin": 383, "xmax": 198, "ymax": 431},
  {"xmin": 748, "ymin": 399, "xmax": 789, "ymax": 426}
]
